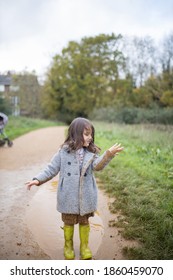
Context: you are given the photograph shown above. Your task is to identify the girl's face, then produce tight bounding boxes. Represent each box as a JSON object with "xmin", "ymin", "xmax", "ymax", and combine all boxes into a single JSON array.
[{"xmin": 83, "ymin": 127, "xmax": 93, "ymax": 147}]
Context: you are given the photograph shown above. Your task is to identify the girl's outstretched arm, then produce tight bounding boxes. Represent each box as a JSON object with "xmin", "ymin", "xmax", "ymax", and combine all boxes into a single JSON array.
[
  {"xmin": 25, "ymin": 149, "xmax": 61, "ymax": 190},
  {"xmin": 93, "ymin": 143, "xmax": 124, "ymax": 171},
  {"xmin": 25, "ymin": 179, "xmax": 39, "ymax": 191}
]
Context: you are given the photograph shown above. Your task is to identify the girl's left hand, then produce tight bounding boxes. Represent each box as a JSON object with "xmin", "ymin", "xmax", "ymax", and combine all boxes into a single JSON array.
[{"xmin": 108, "ymin": 143, "xmax": 124, "ymax": 155}]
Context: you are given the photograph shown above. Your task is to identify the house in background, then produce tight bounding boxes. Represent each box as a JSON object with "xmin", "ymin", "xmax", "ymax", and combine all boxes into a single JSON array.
[
  {"xmin": 0, "ymin": 71, "xmax": 41, "ymax": 117},
  {"xmin": 0, "ymin": 73, "xmax": 12, "ymax": 94},
  {"xmin": 0, "ymin": 73, "xmax": 20, "ymax": 116}
]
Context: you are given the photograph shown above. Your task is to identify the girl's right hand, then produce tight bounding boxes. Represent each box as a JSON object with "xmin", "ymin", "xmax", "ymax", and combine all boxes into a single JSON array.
[
  {"xmin": 25, "ymin": 179, "xmax": 39, "ymax": 190},
  {"xmin": 108, "ymin": 143, "xmax": 124, "ymax": 155}
]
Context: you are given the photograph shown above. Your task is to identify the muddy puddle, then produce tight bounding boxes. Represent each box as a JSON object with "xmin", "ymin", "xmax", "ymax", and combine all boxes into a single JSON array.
[
  {"xmin": 0, "ymin": 165, "xmax": 134, "ymax": 260},
  {"xmin": 25, "ymin": 179, "xmax": 104, "ymax": 259}
]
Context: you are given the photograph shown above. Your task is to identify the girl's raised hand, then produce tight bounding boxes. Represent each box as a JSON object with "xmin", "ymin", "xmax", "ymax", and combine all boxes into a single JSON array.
[
  {"xmin": 108, "ymin": 143, "xmax": 124, "ymax": 155},
  {"xmin": 25, "ymin": 179, "xmax": 39, "ymax": 190}
]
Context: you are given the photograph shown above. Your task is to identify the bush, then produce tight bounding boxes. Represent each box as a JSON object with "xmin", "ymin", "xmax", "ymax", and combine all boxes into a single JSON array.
[
  {"xmin": 90, "ymin": 107, "xmax": 173, "ymax": 125},
  {"xmin": 0, "ymin": 94, "xmax": 12, "ymax": 115}
]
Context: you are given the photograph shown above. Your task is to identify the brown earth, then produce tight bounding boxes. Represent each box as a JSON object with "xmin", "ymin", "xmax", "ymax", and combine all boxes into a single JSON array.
[{"xmin": 0, "ymin": 126, "xmax": 137, "ymax": 260}]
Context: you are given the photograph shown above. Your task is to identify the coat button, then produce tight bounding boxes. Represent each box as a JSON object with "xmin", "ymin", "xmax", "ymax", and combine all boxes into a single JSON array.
[
  {"xmin": 67, "ymin": 173, "xmax": 71, "ymax": 176},
  {"xmin": 68, "ymin": 162, "xmax": 71, "ymax": 165}
]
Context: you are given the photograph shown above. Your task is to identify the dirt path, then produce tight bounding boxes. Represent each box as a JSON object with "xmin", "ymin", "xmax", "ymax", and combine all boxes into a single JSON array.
[{"xmin": 0, "ymin": 126, "xmax": 136, "ymax": 260}]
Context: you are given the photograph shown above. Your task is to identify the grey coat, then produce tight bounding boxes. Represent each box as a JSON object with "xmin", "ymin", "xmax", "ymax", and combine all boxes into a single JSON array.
[{"xmin": 34, "ymin": 146, "xmax": 115, "ymax": 216}]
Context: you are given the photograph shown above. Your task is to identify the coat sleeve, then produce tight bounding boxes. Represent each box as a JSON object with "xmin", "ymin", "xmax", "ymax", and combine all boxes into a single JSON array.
[
  {"xmin": 34, "ymin": 150, "xmax": 61, "ymax": 185},
  {"xmin": 92, "ymin": 150, "xmax": 115, "ymax": 171}
]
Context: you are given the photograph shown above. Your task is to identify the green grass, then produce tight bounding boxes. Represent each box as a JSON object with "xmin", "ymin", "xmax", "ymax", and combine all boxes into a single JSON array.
[
  {"xmin": 3, "ymin": 116, "xmax": 64, "ymax": 140},
  {"xmin": 94, "ymin": 122, "xmax": 173, "ymax": 259}
]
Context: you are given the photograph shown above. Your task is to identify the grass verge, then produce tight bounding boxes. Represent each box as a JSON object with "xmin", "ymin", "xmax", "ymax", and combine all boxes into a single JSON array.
[
  {"xmin": 94, "ymin": 122, "xmax": 173, "ymax": 259},
  {"xmin": 4, "ymin": 116, "xmax": 63, "ymax": 140}
]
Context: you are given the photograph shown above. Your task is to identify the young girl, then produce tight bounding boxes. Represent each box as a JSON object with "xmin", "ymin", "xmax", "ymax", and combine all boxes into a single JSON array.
[{"xmin": 26, "ymin": 117, "xmax": 123, "ymax": 260}]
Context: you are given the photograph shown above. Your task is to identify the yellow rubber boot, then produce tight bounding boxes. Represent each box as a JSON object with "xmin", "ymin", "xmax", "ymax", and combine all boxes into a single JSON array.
[
  {"xmin": 79, "ymin": 224, "xmax": 92, "ymax": 260},
  {"xmin": 64, "ymin": 225, "xmax": 75, "ymax": 260}
]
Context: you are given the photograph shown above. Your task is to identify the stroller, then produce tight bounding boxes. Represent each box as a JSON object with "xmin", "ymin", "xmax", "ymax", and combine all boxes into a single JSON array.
[{"xmin": 0, "ymin": 112, "xmax": 13, "ymax": 147}]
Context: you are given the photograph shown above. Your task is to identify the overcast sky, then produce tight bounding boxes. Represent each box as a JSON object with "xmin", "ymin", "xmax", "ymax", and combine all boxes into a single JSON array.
[{"xmin": 0, "ymin": 0, "xmax": 173, "ymax": 78}]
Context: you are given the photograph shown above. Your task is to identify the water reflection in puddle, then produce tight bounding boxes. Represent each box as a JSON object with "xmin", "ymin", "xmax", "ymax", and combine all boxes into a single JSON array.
[{"xmin": 26, "ymin": 180, "xmax": 104, "ymax": 259}]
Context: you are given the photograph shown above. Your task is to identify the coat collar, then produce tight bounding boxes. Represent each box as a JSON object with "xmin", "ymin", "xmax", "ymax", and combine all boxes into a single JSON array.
[
  {"xmin": 63, "ymin": 146, "xmax": 96, "ymax": 175},
  {"xmin": 81, "ymin": 150, "xmax": 96, "ymax": 177}
]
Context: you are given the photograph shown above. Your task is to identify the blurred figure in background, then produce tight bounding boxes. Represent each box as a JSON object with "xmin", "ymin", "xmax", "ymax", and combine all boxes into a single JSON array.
[{"xmin": 0, "ymin": 112, "xmax": 13, "ymax": 147}]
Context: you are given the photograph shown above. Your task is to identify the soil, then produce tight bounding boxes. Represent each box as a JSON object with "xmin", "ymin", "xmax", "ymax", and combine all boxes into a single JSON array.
[{"xmin": 0, "ymin": 126, "xmax": 137, "ymax": 260}]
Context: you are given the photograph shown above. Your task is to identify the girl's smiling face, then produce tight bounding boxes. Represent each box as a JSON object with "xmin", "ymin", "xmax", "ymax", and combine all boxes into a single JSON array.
[{"xmin": 83, "ymin": 127, "xmax": 93, "ymax": 147}]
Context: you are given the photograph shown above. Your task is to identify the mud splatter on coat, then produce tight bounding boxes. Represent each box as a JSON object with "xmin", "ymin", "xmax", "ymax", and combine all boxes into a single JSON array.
[{"xmin": 34, "ymin": 146, "xmax": 115, "ymax": 216}]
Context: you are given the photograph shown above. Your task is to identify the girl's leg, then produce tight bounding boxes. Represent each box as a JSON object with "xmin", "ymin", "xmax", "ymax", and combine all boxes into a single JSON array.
[
  {"xmin": 78, "ymin": 216, "xmax": 92, "ymax": 260},
  {"xmin": 62, "ymin": 215, "xmax": 77, "ymax": 260},
  {"xmin": 63, "ymin": 224, "xmax": 75, "ymax": 260}
]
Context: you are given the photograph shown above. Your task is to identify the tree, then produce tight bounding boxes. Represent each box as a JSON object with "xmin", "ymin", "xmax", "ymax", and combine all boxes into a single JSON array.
[
  {"xmin": 161, "ymin": 90, "xmax": 173, "ymax": 106},
  {"xmin": 160, "ymin": 32, "xmax": 173, "ymax": 73},
  {"xmin": 12, "ymin": 71, "xmax": 41, "ymax": 117},
  {"xmin": 123, "ymin": 36, "xmax": 157, "ymax": 87},
  {"xmin": 41, "ymin": 33, "xmax": 125, "ymax": 122}
]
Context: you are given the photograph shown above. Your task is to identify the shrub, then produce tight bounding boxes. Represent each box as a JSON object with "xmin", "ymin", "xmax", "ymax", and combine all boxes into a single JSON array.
[{"xmin": 90, "ymin": 107, "xmax": 173, "ymax": 125}]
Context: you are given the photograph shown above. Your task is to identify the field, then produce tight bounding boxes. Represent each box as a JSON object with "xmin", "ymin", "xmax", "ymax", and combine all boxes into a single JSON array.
[
  {"xmin": 3, "ymin": 117, "xmax": 173, "ymax": 259},
  {"xmin": 94, "ymin": 122, "xmax": 173, "ymax": 259}
]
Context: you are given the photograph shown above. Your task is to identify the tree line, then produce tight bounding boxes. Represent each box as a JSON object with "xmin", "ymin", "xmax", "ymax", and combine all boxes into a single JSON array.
[
  {"xmin": 41, "ymin": 32, "xmax": 173, "ymax": 123},
  {"xmin": 2, "ymin": 32, "xmax": 173, "ymax": 124}
]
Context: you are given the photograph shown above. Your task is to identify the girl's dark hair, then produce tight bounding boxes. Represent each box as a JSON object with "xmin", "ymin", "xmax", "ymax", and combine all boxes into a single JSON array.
[{"xmin": 62, "ymin": 117, "xmax": 100, "ymax": 153}]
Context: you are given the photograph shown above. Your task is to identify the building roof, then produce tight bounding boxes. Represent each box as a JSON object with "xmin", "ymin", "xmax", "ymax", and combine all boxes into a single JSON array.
[{"xmin": 0, "ymin": 75, "xmax": 12, "ymax": 86}]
